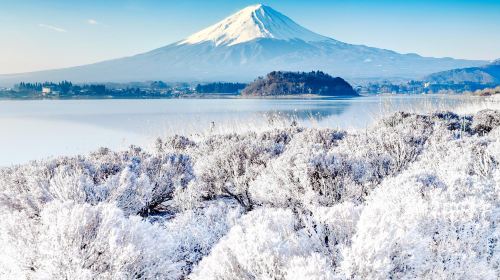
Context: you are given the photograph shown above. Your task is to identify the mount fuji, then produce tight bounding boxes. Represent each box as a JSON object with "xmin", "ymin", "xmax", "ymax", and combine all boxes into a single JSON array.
[{"xmin": 0, "ymin": 4, "xmax": 487, "ymax": 84}]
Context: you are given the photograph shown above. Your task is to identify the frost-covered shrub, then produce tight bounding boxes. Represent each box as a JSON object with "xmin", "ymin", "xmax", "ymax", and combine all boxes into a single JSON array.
[
  {"xmin": 331, "ymin": 112, "xmax": 433, "ymax": 184},
  {"xmin": 0, "ymin": 209, "xmax": 39, "ymax": 279},
  {"xmin": 313, "ymin": 112, "xmax": 434, "ymax": 203},
  {"xmin": 472, "ymin": 109, "xmax": 500, "ymax": 135},
  {"xmin": 191, "ymin": 208, "xmax": 337, "ymax": 280},
  {"xmin": 341, "ymin": 128, "xmax": 500, "ymax": 279},
  {"xmin": 250, "ymin": 112, "xmax": 435, "ymax": 208},
  {"xmin": 0, "ymin": 200, "xmax": 242, "ymax": 279},
  {"xmin": 342, "ymin": 174, "xmax": 498, "ymax": 279},
  {"xmin": 195, "ymin": 136, "xmax": 270, "ymax": 210},
  {"xmin": 1, "ymin": 110, "xmax": 499, "ymax": 279},
  {"xmin": 191, "ymin": 203, "xmax": 362, "ymax": 280},
  {"xmin": 467, "ymin": 139, "xmax": 498, "ymax": 179},
  {"xmin": 431, "ymin": 111, "xmax": 472, "ymax": 133},
  {"xmin": 0, "ymin": 201, "xmax": 182, "ymax": 279},
  {"xmin": 0, "ymin": 146, "xmax": 193, "ymax": 216},
  {"xmin": 36, "ymin": 202, "xmax": 182, "ymax": 279},
  {"xmin": 156, "ymin": 135, "xmax": 196, "ymax": 153},
  {"xmin": 156, "ymin": 199, "xmax": 243, "ymax": 276},
  {"xmin": 248, "ymin": 128, "xmax": 348, "ymax": 208},
  {"xmin": 187, "ymin": 128, "xmax": 303, "ymax": 210},
  {"xmin": 376, "ymin": 111, "xmax": 434, "ymax": 171}
]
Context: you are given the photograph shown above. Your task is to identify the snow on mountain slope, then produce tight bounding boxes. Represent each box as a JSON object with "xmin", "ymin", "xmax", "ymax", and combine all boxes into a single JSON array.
[
  {"xmin": 0, "ymin": 4, "xmax": 488, "ymax": 85},
  {"xmin": 179, "ymin": 4, "xmax": 329, "ymax": 46}
]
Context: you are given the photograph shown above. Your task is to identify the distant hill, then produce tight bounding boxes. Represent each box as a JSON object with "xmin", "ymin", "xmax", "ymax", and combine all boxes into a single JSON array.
[
  {"xmin": 0, "ymin": 4, "xmax": 486, "ymax": 86},
  {"xmin": 424, "ymin": 60, "xmax": 500, "ymax": 84},
  {"xmin": 241, "ymin": 71, "xmax": 358, "ymax": 96}
]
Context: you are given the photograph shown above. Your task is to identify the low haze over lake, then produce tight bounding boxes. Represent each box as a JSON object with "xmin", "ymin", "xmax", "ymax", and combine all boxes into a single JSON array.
[{"xmin": 0, "ymin": 95, "xmax": 481, "ymax": 166}]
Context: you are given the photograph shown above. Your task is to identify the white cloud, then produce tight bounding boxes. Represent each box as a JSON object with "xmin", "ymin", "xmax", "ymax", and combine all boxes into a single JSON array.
[
  {"xmin": 38, "ymin": 23, "xmax": 67, "ymax": 33},
  {"xmin": 87, "ymin": 19, "xmax": 99, "ymax": 25}
]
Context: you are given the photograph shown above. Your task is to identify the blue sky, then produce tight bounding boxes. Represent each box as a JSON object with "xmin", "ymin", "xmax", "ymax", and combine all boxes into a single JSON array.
[{"xmin": 0, "ymin": 0, "xmax": 499, "ymax": 74}]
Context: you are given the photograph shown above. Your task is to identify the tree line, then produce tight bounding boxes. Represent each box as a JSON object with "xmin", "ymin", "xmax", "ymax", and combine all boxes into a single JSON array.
[
  {"xmin": 241, "ymin": 71, "xmax": 358, "ymax": 96},
  {"xmin": 195, "ymin": 82, "xmax": 247, "ymax": 94}
]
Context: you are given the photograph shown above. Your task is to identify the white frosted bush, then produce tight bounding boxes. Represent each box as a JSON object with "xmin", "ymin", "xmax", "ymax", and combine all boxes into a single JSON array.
[
  {"xmin": 159, "ymin": 199, "xmax": 243, "ymax": 275},
  {"xmin": 248, "ymin": 128, "xmax": 348, "ymax": 208},
  {"xmin": 0, "ymin": 200, "xmax": 242, "ymax": 279},
  {"xmin": 249, "ymin": 112, "xmax": 434, "ymax": 208},
  {"xmin": 341, "ymin": 128, "xmax": 500, "ymax": 279},
  {"xmin": 0, "ymin": 210, "xmax": 39, "ymax": 279},
  {"xmin": 1, "ymin": 201, "xmax": 183, "ymax": 279},
  {"xmin": 188, "ymin": 128, "xmax": 303, "ymax": 210},
  {"xmin": 0, "ymin": 147, "xmax": 193, "ymax": 216},
  {"xmin": 35, "ymin": 202, "xmax": 183, "ymax": 279},
  {"xmin": 191, "ymin": 208, "xmax": 337, "ymax": 280},
  {"xmin": 342, "ymin": 174, "xmax": 498, "ymax": 279},
  {"xmin": 472, "ymin": 109, "xmax": 500, "ymax": 135},
  {"xmin": 1, "ymin": 110, "xmax": 499, "ymax": 279}
]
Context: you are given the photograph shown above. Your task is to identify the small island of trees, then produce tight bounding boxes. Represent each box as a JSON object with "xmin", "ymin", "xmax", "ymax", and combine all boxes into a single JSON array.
[{"xmin": 241, "ymin": 71, "xmax": 359, "ymax": 96}]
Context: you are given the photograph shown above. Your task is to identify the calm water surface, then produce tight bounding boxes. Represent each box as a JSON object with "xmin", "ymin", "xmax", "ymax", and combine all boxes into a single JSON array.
[{"xmin": 0, "ymin": 95, "xmax": 476, "ymax": 166}]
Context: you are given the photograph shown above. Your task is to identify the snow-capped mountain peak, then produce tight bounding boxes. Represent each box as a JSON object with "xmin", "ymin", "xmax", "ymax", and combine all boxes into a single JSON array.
[
  {"xmin": 179, "ymin": 4, "xmax": 329, "ymax": 46},
  {"xmin": 0, "ymin": 4, "xmax": 486, "ymax": 85}
]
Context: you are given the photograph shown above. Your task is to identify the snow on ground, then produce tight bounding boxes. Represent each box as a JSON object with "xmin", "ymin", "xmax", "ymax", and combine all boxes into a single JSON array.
[{"xmin": 1, "ymin": 99, "xmax": 499, "ymax": 279}]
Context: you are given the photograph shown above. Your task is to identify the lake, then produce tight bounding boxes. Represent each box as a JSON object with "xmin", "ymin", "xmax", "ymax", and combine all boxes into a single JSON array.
[{"xmin": 0, "ymin": 95, "xmax": 484, "ymax": 166}]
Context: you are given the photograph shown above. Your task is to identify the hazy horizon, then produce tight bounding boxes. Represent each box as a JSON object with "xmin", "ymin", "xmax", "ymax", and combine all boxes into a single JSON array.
[{"xmin": 1, "ymin": 0, "xmax": 499, "ymax": 74}]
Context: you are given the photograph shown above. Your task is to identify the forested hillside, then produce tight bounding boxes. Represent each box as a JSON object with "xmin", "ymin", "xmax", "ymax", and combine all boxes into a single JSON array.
[{"xmin": 242, "ymin": 71, "xmax": 359, "ymax": 96}]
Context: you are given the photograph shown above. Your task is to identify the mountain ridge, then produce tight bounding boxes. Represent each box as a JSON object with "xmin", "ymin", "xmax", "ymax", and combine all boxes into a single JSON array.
[
  {"xmin": 424, "ymin": 60, "xmax": 500, "ymax": 84},
  {"xmin": 0, "ymin": 4, "xmax": 487, "ymax": 85}
]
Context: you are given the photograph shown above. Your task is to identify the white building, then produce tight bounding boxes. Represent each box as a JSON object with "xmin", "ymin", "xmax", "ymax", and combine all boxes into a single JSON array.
[{"xmin": 42, "ymin": 87, "xmax": 52, "ymax": 95}]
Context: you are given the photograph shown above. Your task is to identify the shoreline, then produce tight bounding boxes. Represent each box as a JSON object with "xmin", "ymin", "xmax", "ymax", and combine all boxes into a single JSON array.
[
  {"xmin": 0, "ymin": 92, "xmax": 497, "ymax": 101},
  {"xmin": 0, "ymin": 93, "xmax": 361, "ymax": 101}
]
